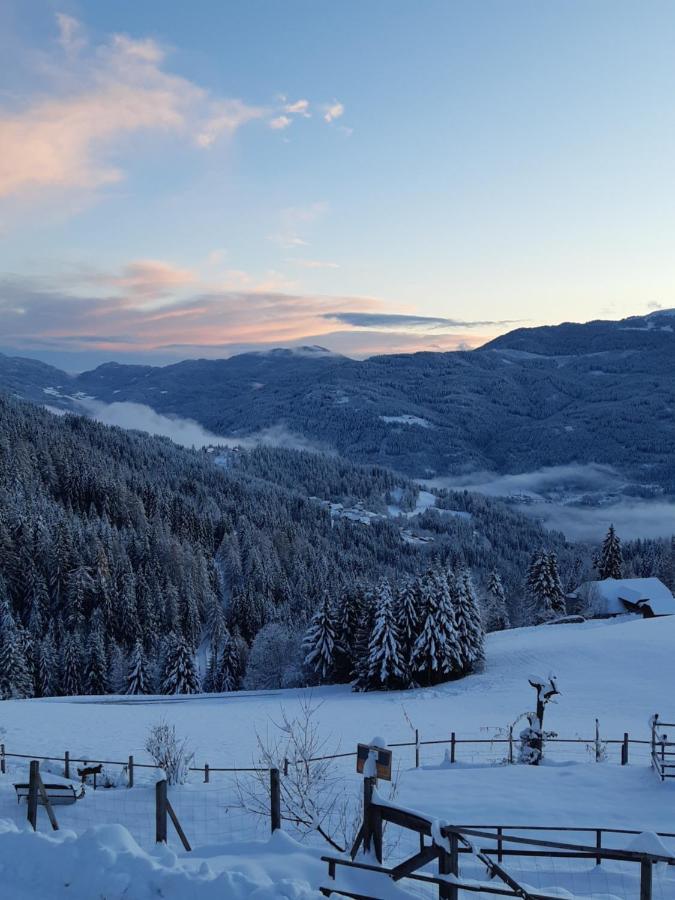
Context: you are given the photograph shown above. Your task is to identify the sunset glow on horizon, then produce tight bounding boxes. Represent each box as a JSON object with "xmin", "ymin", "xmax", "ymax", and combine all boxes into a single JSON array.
[{"xmin": 2, "ymin": 2, "xmax": 675, "ymax": 368}]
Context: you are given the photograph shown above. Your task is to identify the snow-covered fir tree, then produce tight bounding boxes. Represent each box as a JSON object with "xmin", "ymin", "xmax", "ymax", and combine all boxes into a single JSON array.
[
  {"xmin": 36, "ymin": 629, "xmax": 59, "ymax": 697},
  {"xmin": 217, "ymin": 631, "xmax": 245, "ymax": 692},
  {"xmin": 365, "ymin": 577, "xmax": 404, "ymax": 690},
  {"xmin": 0, "ymin": 594, "xmax": 32, "ymax": 699},
  {"xmin": 126, "ymin": 639, "xmax": 151, "ymax": 695},
  {"xmin": 483, "ymin": 570, "xmax": 510, "ymax": 631},
  {"xmin": 332, "ymin": 584, "xmax": 362, "ymax": 683},
  {"xmin": 302, "ymin": 592, "xmax": 336, "ymax": 683},
  {"xmin": 598, "ymin": 525, "xmax": 622, "ymax": 580},
  {"xmin": 86, "ymin": 627, "xmax": 109, "ymax": 695},
  {"xmin": 60, "ymin": 632, "xmax": 83, "ymax": 696},
  {"xmin": 351, "ymin": 584, "xmax": 377, "ymax": 689},
  {"xmin": 162, "ymin": 632, "xmax": 200, "ymax": 694},
  {"xmin": 452, "ymin": 569, "xmax": 485, "ymax": 673},
  {"xmin": 527, "ymin": 551, "xmax": 566, "ymax": 624},
  {"xmin": 410, "ymin": 569, "xmax": 462, "ymax": 686},
  {"xmin": 396, "ymin": 577, "xmax": 420, "ymax": 674}
]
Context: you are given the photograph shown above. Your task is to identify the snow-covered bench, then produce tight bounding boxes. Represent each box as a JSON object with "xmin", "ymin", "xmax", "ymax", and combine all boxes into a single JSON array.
[{"xmin": 14, "ymin": 782, "xmax": 84, "ymax": 805}]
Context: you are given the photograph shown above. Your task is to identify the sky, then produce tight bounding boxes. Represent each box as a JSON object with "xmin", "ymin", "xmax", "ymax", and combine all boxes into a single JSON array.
[{"xmin": 2, "ymin": 1, "xmax": 675, "ymax": 370}]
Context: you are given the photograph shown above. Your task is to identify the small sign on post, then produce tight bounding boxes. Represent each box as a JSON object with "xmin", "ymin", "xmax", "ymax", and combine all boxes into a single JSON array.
[{"xmin": 356, "ymin": 742, "xmax": 392, "ymax": 781}]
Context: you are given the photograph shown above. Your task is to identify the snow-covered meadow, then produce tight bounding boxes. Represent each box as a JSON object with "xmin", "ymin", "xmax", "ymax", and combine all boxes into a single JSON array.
[{"xmin": 1, "ymin": 615, "xmax": 674, "ymax": 898}]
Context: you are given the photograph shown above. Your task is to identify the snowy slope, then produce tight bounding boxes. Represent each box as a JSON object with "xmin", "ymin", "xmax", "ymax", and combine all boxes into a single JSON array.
[
  {"xmin": 2, "ymin": 617, "xmax": 675, "ymax": 898},
  {"xmin": 0, "ymin": 616, "xmax": 671, "ymax": 764}
]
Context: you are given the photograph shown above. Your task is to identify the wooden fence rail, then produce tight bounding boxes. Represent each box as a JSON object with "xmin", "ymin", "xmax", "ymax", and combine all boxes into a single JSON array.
[
  {"xmin": 0, "ymin": 726, "xmax": 658, "ymax": 788},
  {"xmin": 324, "ymin": 778, "xmax": 674, "ymax": 900}
]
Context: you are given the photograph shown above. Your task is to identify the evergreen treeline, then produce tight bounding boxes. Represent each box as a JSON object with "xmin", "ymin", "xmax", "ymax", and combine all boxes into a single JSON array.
[{"xmin": 302, "ymin": 567, "xmax": 486, "ymax": 690}]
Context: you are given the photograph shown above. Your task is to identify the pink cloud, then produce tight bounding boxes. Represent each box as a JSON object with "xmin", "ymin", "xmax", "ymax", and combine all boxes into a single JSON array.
[{"xmin": 0, "ymin": 17, "xmax": 264, "ymax": 202}]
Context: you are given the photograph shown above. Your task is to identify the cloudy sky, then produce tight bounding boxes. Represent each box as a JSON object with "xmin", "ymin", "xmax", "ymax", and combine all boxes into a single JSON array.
[{"xmin": 2, "ymin": 1, "xmax": 675, "ymax": 369}]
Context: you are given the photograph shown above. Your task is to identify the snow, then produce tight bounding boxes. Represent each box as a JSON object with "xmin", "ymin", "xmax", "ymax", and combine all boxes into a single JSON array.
[
  {"xmin": 1, "ymin": 617, "xmax": 673, "ymax": 772},
  {"xmin": 3, "ymin": 616, "xmax": 675, "ymax": 896},
  {"xmin": 379, "ymin": 414, "xmax": 433, "ymax": 429},
  {"xmin": 0, "ymin": 822, "xmax": 324, "ymax": 899}
]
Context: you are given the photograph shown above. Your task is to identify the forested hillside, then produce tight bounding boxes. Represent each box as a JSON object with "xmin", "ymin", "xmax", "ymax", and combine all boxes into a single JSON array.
[
  {"xmin": 1, "ymin": 392, "xmax": 671, "ymax": 699},
  {"xmin": 0, "ymin": 393, "xmax": 586, "ymax": 697},
  {"xmin": 3, "ymin": 311, "xmax": 675, "ymax": 489}
]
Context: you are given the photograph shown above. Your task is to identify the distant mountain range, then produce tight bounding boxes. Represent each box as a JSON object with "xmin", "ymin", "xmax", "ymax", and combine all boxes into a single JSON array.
[{"xmin": 3, "ymin": 309, "xmax": 675, "ymax": 493}]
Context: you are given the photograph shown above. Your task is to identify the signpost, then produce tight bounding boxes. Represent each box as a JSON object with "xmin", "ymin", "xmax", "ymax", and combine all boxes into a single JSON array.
[{"xmin": 356, "ymin": 742, "xmax": 392, "ymax": 781}]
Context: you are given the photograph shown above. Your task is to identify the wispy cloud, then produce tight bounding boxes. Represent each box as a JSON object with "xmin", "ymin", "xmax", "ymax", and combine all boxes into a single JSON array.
[
  {"xmin": 323, "ymin": 101, "xmax": 345, "ymax": 123},
  {"xmin": 0, "ymin": 16, "xmax": 268, "ymax": 204},
  {"xmin": 285, "ymin": 99, "xmax": 310, "ymax": 116},
  {"xmin": 323, "ymin": 312, "xmax": 521, "ymax": 331},
  {"xmin": 269, "ymin": 115, "xmax": 292, "ymax": 130},
  {"xmin": 270, "ymin": 201, "xmax": 328, "ymax": 248},
  {"xmin": 289, "ymin": 259, "xmax": 340, "ymax": 269}
]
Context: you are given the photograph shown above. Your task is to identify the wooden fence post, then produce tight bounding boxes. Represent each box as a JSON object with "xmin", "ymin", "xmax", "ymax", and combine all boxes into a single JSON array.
[
  {"xmin": 27, "ymin": 760, "xmax": 39, "ymax": 831},
  {"xmin": 651, "ymin": 714, "xmax": 658, "ymax": 764},
  {"xmin": 450, "ymin": 732, "xmax": 456, "ymax": 764},
  {"xmin": 270, "ymin": 768, "xmax": 281, "ymax": 833},
  {"xmin": 362, "ymin": 776, "xmax": 375, "ymax": 855},
  {"xmin": 64, "ymin": 750, "xmax": 70, "ymax": 780},
  {"xmin": 128, "ymin": 755, "xmax": 134, "ymax": 788},
  {"xmin": 437, "ymin": 831, "xmax": 459, "ymax": 900},
  {"xmin": 204, "ymin": 763, "xmax": 210, "ymax": 784},
  {"xmin": 595, "ymin": 829, "xmax": 602, "ymax": 866},
  {"xmin": 508, "ymin": 727, "xmax": 513, "ymax": 764},
  {"xmin": 640, "ymin": 858, "xmax": 653, "ymax": 900},
  {"xmin": 156, "ymin": 779, "xmax": 168, "ymax": 844},
  {"xmin": 622, "ymin": 733, "xmax": 629, "ymax": 766},
  {"xmin": 415, "ymin": 729, "xmax": 420, "ymax": 768},
  {"xmin": 497, "ymin": 826, "xmax": 503, "ymax": 863},
  {"xmin": 595, "ymin": 719, "xmax": 601, "ymax": 762},
  {"xmin": 0, "ymin": 743, "xmax": 5, "ymax": 774}
]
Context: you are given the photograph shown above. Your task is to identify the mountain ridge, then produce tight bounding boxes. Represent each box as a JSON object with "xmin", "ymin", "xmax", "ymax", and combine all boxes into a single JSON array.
[{"xmin": 2, "ymin": 310, "xmax": 674, "ymax": 490}]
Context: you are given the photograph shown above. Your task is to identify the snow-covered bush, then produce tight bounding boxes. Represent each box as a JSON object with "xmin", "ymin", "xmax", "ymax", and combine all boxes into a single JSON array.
[
  {"xmin": 244, "ymin": 623, "xmax": 303, "ymax": 690},
  {"xmin": 145, "ymin": 721, "xmax": 194, "ymax": 785}
]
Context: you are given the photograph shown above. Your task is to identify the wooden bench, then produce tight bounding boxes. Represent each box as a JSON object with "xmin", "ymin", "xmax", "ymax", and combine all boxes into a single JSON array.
[{"xmin": 14, "ymin": 782, "xmax": 84, "ymax": 805}]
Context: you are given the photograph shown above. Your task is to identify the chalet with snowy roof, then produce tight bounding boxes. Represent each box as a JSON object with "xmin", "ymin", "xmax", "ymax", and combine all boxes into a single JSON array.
[{"xmin": 566, "ymin": 577, "xmax": 675, "ymax": 619}]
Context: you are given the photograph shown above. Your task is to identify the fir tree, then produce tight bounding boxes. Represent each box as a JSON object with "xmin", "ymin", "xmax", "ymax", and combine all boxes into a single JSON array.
[
  {"xmin": 0, "ymin": 598, "xmax": 32, "ymax": 699},
  {"xmin": 217, "ymin": 632, "xmax": 244, "ymax": 691},
  {"xmin": 528, "ymin": 551, "xmax": 566, "ymax": 623},
  {"xmin": 87, "ymin": 628, "xmax": 109, "ymax": 695},
  {"xmin": 598, "ymin": 525, "xmax": 622, "ymax": 580},
  {"xmin": 107, "ymin": 641, "xmax": 127, "ymax": 694},
  {"xmin": 484, "ymin": 570, "xmax": 510, "ymax": 631},
  {"xmin": 36, "ymin": 629, "xmax": 59, "ymax": 697},
  {"xmin": 366, "ymin": 577, "xmax": 404, "ymax": 690},
  {"xmin": 60, "ymin": 632, "xmax": 83, "ymax": 696},
  {"xmin": 162, "ymin": 632, "xmax": 200, "ymax": 694},
  {"xmin": 452, "ymin": 569, "xmax": 485, "ymax": 673},
  {"xmin": 332, "ymin": 585, "xmax": 361, "ymax": 682},
  {"xmin": 302, "ymin": 592, "xmax": 336, "ymax": 683},
  {"xmin": 126, "ymin": 639, "xmax": 151, "ymax": 695},
  {"xmin": 396, "ymin": 577, "xmax": 420, "ymax": 662},
  {"xmin": 410, "ymin": 569, "xmax": 462, "ymax": 686}
]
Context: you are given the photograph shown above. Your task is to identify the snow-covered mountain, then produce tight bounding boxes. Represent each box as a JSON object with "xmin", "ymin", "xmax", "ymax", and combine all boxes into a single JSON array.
[{"xmin": 2, "ymin": 311, "xmax": 675, "ymax": 495}]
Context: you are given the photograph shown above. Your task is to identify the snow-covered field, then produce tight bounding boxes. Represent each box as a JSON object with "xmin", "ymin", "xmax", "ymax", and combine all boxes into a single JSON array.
[{"xmin": 1, "ymin": 616, "xmax": 674, "ymax": 898}]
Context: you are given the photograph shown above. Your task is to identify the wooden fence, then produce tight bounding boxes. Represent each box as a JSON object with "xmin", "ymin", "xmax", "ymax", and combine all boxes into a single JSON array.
[
  {"xmin": 651, "ymin": 714, "xmax": 675, "ymax": 781},
  {"xmin": 321, "ymin": 776, "xmax": 675, "ymax": 900},
  {"xmin": 17, "ymin": 758, "xmax": 282, "ymax": 849},
  {"xmin": 0, "ymin": 720, "xmax": 658, "ymax": 786}
]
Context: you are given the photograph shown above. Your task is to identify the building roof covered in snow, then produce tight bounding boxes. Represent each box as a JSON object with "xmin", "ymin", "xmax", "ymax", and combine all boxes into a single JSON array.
[{"xmin": 568, "ymin": 577, "xmax": 675, "ymax": 617}]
